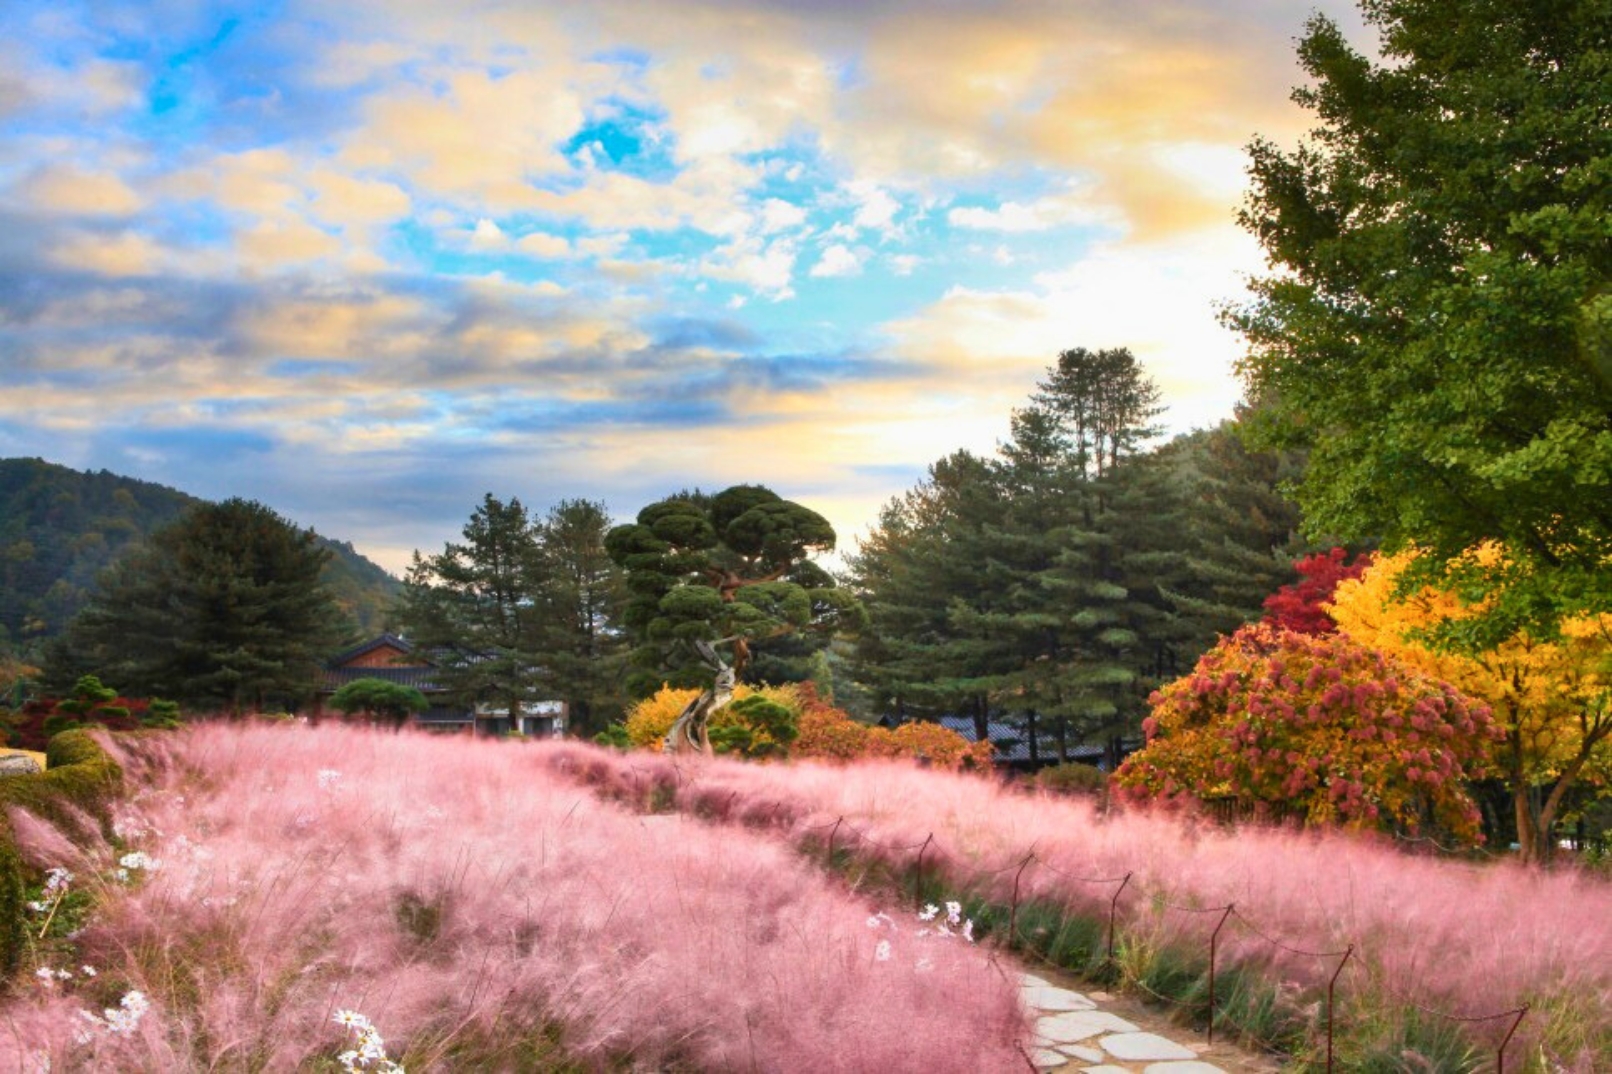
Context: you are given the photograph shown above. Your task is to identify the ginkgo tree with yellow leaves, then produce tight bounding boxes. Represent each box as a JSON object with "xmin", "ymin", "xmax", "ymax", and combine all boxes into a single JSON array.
[{"xmin": 1330, "ymin": 547, "xmax": 1612, "ymax": 864}]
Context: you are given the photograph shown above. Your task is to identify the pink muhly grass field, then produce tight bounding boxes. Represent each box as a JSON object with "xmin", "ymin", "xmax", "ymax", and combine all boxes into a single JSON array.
[
  {"xmin": 0, "ymin": 724, "xmax": 1027, "ymax": 1072},
  {"xmin": 538, "ymin": 742, "xmax": 1612, "ymax": 1062}
]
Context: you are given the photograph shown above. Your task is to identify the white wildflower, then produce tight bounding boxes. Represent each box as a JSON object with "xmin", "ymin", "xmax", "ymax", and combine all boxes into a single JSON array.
[
  {"xmin": 100, "ymin": 991, "xmax": 149, "ymax": 1035},
  {"xmin": 333, "ymin": 1009, "xmax": 369, "ymax": 1030},
  {"xmin": 963, "ymin": 919, "xmax": 975, "ymax": 943},
  {"xmin": 874, "ymin": 939, "xmax": 892, "ymax": 962},
  {"xmin": 34, "ymin": 967, "xmax": 55, "ymax": 985},
  {"xmin": 81, "ymin": 966, "xmax": 96, "ymax": 977},
  {"xmin": 918, "ymin": 903, "xmax": 939, "ymax": 922},
  {"xmin": 119, "ymin": 851, "xmax": 160, "ymax": 873},
  {"xmin": 334, "ymin": 1009, "xmax": 403, "ymax": 1072},
  {"xmin": 945, "ymin": 900, "xmax": 962, "ymax": 926}
]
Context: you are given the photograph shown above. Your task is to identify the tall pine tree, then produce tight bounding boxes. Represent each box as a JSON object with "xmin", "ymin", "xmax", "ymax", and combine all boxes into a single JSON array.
[
  {"xmin": 400, "ymin": 495, "xmax": 549, "ymax": 724},
  {"xmin": 51, "ymin": 498, "xmax": 345, "ymax": 711}
]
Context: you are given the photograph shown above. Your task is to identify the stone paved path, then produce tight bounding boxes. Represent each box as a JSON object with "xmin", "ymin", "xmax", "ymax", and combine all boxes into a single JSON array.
[{"xmin": 1019, "ymin": 970, "xmax": 1282, "ymax": 1074}]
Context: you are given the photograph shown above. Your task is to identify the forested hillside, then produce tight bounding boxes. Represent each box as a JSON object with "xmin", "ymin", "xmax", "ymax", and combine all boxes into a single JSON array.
[{"xmin": 0, "ymin": 458, "xmax": 399, "ymax": 653}]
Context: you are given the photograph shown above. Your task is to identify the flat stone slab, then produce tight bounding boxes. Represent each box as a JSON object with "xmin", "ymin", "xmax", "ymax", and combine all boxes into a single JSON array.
[
  {"xmin": 1030, "ymin": 1047, "xmax": 1068, "ymax": 1069},
  {"xmin": 1079, "ymin": 1067, "xmax": 1131, "ymax": 1074},
  {"xmin": 1022, "ymin": 984, "xmax": 1098, "ymax": 1011},
  {"xmin": 1143, "ymin": 1063, "xmax": 1228, "ymax": 1073},
  {"xmin": 1037, "ymin": 1010, "xmax": 1140, "ymax": 1043},
  {"xmin": 1058, "ymin": 1043, "xmax": 1104, "ymax": 1062},
  {"xmin": 1099, "ymin": 1032, "xmax": 1199, "ymax": 1062},
  {"xmin": 1020, "ymin": 972, "xmax": 1053, "ymax": 988}
]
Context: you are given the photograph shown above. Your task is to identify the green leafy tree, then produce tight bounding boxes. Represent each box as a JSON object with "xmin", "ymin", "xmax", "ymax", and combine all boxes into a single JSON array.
[
  {"xmin": 1228, "ymin": 0, "xmax": 1612, "ymax": 642},
  {"xmin": 49, "ymin": 499, "xmax": 345, "ymax": 711},
  {"xmin": 329, "ymin": 677, "xmax": 429, "ymax": 732},
  {"xmin": 606, "ymin": 485, "xmax": 863, "ymax": 696}
]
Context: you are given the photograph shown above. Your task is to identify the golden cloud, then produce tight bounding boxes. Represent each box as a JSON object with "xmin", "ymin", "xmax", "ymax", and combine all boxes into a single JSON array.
[{"xmin": 18, "ymin": 165, "xmax": 144, "ymax": 216}]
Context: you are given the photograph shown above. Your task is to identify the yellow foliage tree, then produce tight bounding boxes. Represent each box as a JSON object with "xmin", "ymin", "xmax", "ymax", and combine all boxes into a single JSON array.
[
  {"xmin": 624, "ymin": 683, "xmax": 801, "ymax": 756},
  {"xmin": 1330, "ymin": 548, "xmax": 1612, "ymax": 863}
]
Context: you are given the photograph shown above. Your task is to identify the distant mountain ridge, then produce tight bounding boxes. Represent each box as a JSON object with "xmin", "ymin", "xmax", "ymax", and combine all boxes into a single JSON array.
[{"xmin": 0, "ymin": 457, "xmax": 400, "ymax": 654}]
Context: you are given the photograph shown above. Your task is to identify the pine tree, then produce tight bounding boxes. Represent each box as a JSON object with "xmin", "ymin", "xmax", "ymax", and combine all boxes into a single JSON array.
[
  {"xmin": 399, "ymin": 495, "xmax": 548, "ymax": 724},
  {"xmin": 51, "ymin": 499, "xmax": 345, "ymax": 711},
  {"xmin": 529, "ymin": 499, "xmax": 629, "ymax": 736},
  {"xmin": 606, "ymin": 485, "xmax": 861, "ymax": 696}
]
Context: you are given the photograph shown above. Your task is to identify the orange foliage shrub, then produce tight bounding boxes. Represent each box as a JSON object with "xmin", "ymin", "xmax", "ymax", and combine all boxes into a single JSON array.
[
  {"xmin": 867, "ymin": 720, "xmax": 996, "ymax": 771},
  {"xmin": 791, "ymin": 683, "xmax": 872, "ymax": 761},
  {"xmin": 791, "ymin": 684, "xmax": 994, "ymax": 770}
]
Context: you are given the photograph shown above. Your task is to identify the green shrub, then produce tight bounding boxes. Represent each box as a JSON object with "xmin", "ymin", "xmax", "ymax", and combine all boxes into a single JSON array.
[
  {"xmin": 0, "ymin": 730, "xmax": 124, "ymax": 975},
  {"xmin": 1032, "ymin": 762, "xmax": 1110, "ymax": 797},
  {"xmin": 41, "ymin": 714, "xmax": 85, "ymax": 738},
  {"xmin": 592, "ymin": 724, "xmax": 631, "ymax": 748}
]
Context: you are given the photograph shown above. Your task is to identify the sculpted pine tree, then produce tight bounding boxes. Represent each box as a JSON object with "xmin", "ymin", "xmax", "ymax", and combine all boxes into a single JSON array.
[{"xmin": 606, "ymin": 485, "xmax": 863, "ymax": 697}]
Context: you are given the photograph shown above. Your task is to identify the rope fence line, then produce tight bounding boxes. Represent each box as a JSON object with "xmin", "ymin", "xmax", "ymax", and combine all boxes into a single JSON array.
[
  {"xmin": 1229, "ymin": 908, "xmax": 1351, "ymax": 960},
  {"xmin": 571, "ymin": 762, "xmax": 1538, "ymax": 1071}
]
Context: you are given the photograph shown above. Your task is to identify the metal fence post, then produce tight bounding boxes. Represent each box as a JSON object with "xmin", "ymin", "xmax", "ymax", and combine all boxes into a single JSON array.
[
  {"xmin": 1498, "ymin": 1005, "xmax": 1529, "ymax": 1074},
  {"xmin": 1208, "ymin": 904, "xmax": 1234, "ymax": 1044},
  {"xmin": 1107, "ymin": 872, "xmax": 1132, "ymax": 964},
  {"xmin": 1008, "ymin": 852, "xmax": 1035, "ymax": 942},
  {"xmin": 1326, "ymin": 945, "xmax": 1352, "ymax": 1073},
  {"xmin": 913, "ymin": 833, "xmax": 933, "ymax": 913}
]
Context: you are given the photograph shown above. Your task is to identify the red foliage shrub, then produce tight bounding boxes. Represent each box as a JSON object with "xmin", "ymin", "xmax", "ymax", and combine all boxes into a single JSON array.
[
  {"xmin": 1115, "ymin": 624, "xmax": 1500, "ymax": 844},
  {"xmin": 1261, "ymin": 547, "xmax": 1372, "ymax": 635}
]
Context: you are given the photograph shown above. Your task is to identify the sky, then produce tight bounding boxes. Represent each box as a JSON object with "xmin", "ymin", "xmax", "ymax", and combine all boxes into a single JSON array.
[{"xmin": 0, "ymin": 0, "xmax": 1369, "ymax": 574}]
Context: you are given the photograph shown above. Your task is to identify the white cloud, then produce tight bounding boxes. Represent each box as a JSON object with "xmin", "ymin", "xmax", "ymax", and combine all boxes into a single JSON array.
[
  {"xmin": 947, "ymin": 183, "xmax": 1114, "ymax": 233},
  {"xmin": 469, "ymin": 219, "xmax": 504, "ymax": 248},
  {"xmin": 809, "ymin": 243, "xmax": 862, "ymax": 278},
  {"xmin": 701, "ymin": 235, "xmax": 798, "ymax": 299},
  {"xmin": 516, "ymin": 231, "xmax": 572, "ymax": 259},
  {"xmin": 758, "ymin": 197, "xmax": 807, "ymax": 234},
  {"xmin": 889, "ymin": 254, "xmax": 921, "ymax": 276},
  {"xmin": 849, "ymin": 182, "xmax": 900, "ymax": 235},
  {"xmin": 884, "ymin": 225, "xmax": 1267, "ymax": 432}
]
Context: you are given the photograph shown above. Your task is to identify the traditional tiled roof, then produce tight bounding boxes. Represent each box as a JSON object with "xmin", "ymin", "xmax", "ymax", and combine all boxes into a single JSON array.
[
  {"xmin": 318, "ymin": 665, "xmax": 443, "ymax": 692},
  {"xmin": 328, "ymin": 633, "xmax": 417, "ymax": 668}
]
